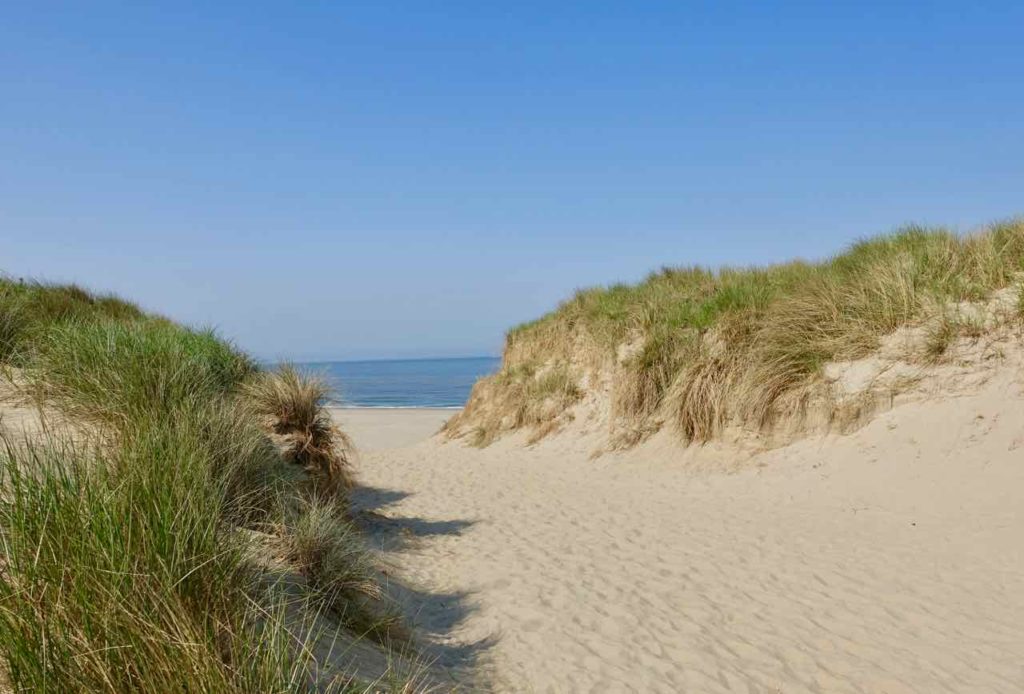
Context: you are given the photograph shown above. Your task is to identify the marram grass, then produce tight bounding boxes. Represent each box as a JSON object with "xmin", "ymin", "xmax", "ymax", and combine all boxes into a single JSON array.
[
  {"xmin": 448, "ymin": 219, "xmax": 1024, "ymax": 446},
  {"xmin": 0, "ymin": 277, "xmax": 426, "ymax": 692}
]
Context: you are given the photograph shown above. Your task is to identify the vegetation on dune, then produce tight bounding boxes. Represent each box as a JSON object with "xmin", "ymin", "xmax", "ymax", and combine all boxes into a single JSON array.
[
  {"xmin": 454, "ymin": 363, "xmax": 583, "ymax": 446},
  {"xmin": 27, "ymin": 318, "xmax": 254, "ymax": 429},
  {"xmin": 448, "ymin": 219, "xmax": 1024, "ymax": 447},
  {"xmin": 0, "ymin": 277, "xmax": 424, "ymax": 692},
  {"xmin": 0, "ymin": 280, "xmax": 143, "ymax": 362}
]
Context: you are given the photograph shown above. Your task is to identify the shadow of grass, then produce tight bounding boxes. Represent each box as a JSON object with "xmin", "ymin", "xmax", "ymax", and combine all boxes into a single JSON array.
[
  {"xmin": 350, "ymin": 484, "xmax": 411, "ymax": 512},
  {"xmin": 351, "ymin": 484, "xmax": 496, "ymax": 689},
  {"xmin": 357, "ymin": 511, "xmax": 475, "ymax": 551}
]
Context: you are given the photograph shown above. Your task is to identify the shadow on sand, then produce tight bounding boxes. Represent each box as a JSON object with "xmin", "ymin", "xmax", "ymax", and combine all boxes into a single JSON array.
[
  {"xmin": 352, "ymin": 484, "xmax": 497, "ymax": 690},
  {"xmin": 349, "ymin": 485, "xmax": 411, "ymax": 512}
]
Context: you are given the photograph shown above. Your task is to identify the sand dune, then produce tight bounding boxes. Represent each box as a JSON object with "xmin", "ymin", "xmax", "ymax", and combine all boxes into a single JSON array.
[{"xmin": 339, "ymin": 370, "xmax": 1024, "ymax": 692}]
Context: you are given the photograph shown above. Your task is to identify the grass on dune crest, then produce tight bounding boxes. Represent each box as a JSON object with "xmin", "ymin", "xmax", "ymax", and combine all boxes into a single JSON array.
[
  {"xmin": 449, "ymin": 218, "xmax": 1024, "ymax": 446},
  {"xmin": 27, "ymin": 318, "xmax": 255, "ymax": 427},
  {"xmin": 0, "ymin": 277, "xmax": 426, "ymax": 692},
  {"xmin": 0, "ymin": 278, "xmax": 143, "ymax": 362}
]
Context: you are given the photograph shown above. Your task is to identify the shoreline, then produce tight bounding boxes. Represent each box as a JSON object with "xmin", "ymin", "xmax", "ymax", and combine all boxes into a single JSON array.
[
  {"xmin": 329, "ymin": 405, "xmax": 463, "ymax": 410},
  {"xmin": 328, "ymin": 406, "xmax": 462, "ymax": 414}
]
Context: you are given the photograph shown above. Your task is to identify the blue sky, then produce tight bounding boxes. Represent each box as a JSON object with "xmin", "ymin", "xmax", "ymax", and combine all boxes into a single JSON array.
[{"xmin": 2, "ymin": 2, "xmax": 1022, "ymax": 360}]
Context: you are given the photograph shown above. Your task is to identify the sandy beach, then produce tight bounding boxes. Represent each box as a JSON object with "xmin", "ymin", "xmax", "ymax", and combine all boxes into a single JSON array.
[
  {"xmin": 331, "ymin": 407, "xmax": 453, "ymax": 451},
  {"xmin": 335, "ymin": 380, "xmax": 1024, "ymax": 692}
]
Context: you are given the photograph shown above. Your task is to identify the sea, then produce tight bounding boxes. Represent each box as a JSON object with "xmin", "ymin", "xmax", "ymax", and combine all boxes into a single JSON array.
[{"xmin": 296, "ymin": 356, "xmax": 501, "ymax": 409}]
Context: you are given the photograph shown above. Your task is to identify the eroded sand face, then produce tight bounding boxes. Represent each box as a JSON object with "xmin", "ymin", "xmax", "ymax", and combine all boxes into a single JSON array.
[{"xmin": 338, "ymin": 374, "xmax": 1024, "ymax": 693}]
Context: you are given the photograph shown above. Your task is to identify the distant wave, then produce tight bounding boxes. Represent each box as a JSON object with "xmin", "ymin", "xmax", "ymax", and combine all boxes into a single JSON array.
[
  {"xmin": 306, "ymin": 356, "xmax": 499, "ymax": 410},
  {"xmin": 329, "ymin": 404, "xmax": 463, "ymax": 410}
]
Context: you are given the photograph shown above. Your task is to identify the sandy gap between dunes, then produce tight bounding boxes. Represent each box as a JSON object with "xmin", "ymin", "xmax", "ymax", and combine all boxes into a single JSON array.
[{"xmin": 334, "ymin": 369, "xmax": 1024, "ymax": 694}]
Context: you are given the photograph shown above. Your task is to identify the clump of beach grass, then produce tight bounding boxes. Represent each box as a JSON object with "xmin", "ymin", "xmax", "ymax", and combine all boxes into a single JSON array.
[
  {"xmin": 0, "ymin": 426, "xmax": 301, "ymax": 693},
  {"xmin": 449, "ymin": 218, "xmax": 1024, "ymax": 447},
  {"xmin": 244, "ymin": 365, "xmax": 356, "ymax": 497},
  {"xmin": 284, "ymin": 498, "xmax": 406, "ymax": 644}
]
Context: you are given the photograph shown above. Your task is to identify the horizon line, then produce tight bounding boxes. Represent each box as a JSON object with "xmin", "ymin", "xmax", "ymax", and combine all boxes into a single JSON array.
[{"xmin": 262, "ymin": 354, "xmax": 501, "ymax": 365}]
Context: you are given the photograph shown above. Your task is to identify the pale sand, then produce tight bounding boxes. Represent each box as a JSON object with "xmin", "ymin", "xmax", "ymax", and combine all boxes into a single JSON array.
[
  {"xmin": 335, "ymin": 376, "xmax": 1024, "ymax": 692},
  {"xmin": 330, "ymin": 407, "xmax": 453, "ymax": 451}
]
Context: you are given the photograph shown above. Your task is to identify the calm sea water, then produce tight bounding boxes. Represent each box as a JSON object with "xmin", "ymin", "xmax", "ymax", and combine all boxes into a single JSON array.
[{"xmin": 298, "ymin": 357, "xmax": 501, "ymax": 408}]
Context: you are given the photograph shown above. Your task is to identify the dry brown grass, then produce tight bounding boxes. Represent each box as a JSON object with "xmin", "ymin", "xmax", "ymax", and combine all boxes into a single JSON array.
[
  {"xmin": 445, "ymin": 361, "xmax": 583, "ymax": 446},
  {"xmin": 244, "ymin": 365, "xmax": 355, "ymax": 497}
]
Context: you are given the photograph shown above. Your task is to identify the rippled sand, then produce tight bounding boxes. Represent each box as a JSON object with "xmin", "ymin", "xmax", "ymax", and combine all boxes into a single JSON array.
[{"xmin": 336, "ymin": 374, "xmax": 1024, "ymax": 693}]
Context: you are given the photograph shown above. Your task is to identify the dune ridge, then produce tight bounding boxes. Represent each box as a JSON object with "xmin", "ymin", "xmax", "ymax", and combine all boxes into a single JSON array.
[{"xmin": 446, "ymin": 219, "xmax": 1024, "ymax": 453}]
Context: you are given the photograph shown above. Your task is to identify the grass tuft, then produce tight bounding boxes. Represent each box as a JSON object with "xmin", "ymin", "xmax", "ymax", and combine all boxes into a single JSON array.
[
  {"xmin": 0, "ymin": 427, "xmax": 311, "ymax": 693},
  {"xmin": 244, "ymin": 365, "xmax": 356, "ymax": 497}
]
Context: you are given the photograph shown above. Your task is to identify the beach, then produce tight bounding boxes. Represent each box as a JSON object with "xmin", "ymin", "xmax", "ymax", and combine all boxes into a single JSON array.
[
  {"xmin": 330, "ymin": 407, "xmax": 453, "ymax": 451},
  {"xmin": 335, "ymin": 382, "xmax": 1024, "ymax": 692}
]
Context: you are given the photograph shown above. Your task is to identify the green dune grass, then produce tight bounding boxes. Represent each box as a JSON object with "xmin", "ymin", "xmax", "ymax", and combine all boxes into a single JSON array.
[{"xmin": 0, "ymin": 277, "xmax": 423, "ymax": 693}]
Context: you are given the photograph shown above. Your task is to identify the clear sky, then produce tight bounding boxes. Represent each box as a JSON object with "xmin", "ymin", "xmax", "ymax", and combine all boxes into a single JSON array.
[{"xmin": 3, "ymin": 3, "xmax": 1022, "ymax": 361}]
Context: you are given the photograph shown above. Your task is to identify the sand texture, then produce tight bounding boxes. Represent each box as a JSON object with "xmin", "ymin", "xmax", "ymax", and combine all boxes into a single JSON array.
[
  {"xmin": 340, "ymin": 371, "xmax": 1024, "ymax": 692},
  {"xmin": 331, "ymin": 407, "xmax": 452, "ymax": 451}
]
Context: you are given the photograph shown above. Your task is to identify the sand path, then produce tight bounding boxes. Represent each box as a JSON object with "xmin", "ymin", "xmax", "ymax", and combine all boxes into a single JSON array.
[{"xmin": 335, "ymin": 379, "xmax": 1024, "ymax": 693}]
